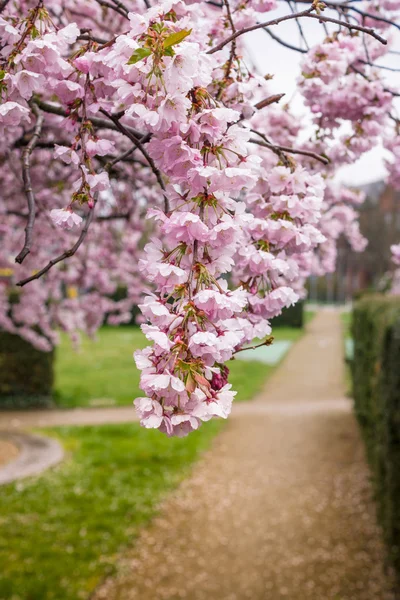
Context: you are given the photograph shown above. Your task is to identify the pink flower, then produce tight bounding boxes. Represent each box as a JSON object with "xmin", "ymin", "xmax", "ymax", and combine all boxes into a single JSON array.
[
  {"xmin": 0, "ymin": 102, "xmax": 30, "ymax": 127},
  {"xmin": 54, "ymin": 145, "xmax": 80, "ymax": 165},
  {"xmin": 50, "ymin": 208, "xmax": 83, "ymax": 230},
  {"xmin": 134, "ymin": 397, "xmax": 163, "ymax": 429},
  {"xmin": 86, "ymin": 139, "xmax": 116, "ymax": 158},
  {"xmin": 86, "ymin": 171, "xmax": 110, "ymax": 193},
  {"xmin": 391, "ymin": 244, "xmax": 400, "ymax": 266},
  {"xmin": 13, "ymin": 70, "xmax": 44, "ymax": 100},
  {"xmin": 162, "ymin": 212, "xmax": 209, "ymax": 244}
]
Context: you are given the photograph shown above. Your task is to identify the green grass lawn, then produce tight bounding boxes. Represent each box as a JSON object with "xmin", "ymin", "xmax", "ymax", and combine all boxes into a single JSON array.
[
  {"xmin": 55, "ymin": 321, "xmax": 310, "ymax": 408},
  {"xmin": 0, "ymin": 421, "xmax": 222, "ymax": 600}
]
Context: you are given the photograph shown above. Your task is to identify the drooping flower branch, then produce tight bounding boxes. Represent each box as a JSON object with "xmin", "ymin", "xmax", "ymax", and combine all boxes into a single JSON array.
[{"xmin": 1, "ymin": 0, "xmax": 400, "ymax": 434}]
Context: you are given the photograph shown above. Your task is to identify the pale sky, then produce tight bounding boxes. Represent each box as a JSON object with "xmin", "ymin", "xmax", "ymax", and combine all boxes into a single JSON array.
[{"xmin": 244, "ymin": 5, "xmax": 400, "ymax": 186}]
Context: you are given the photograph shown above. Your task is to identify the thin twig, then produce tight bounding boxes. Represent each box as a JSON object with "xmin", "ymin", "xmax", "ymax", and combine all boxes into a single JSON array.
[
  {"xmin": 288, "ymin": 0, "xmax": 310, "ymax": 49},
  {"xmin": 104, "ymin": 144, "xmax": 139, "ymax": 171},
  {"xmin": 110, "ymin": 0, "xmax": 129, "ymax": 14},
  {"xmin": 34, "ymin": 98, "xmax": 146, "ymax": 139},
  {"xmin": 15, "ymin": 104, "xmax": 44, "ymax": 264},
  {"xmin": 350, "ymin": 65, "xmax": 400, "ymax": 97},
  {"xmin": 358, "ymin": 60, "xmax": 400, "ymax": 73},
  {"xmin": 250, "ymin": 130, "xmax": 330, "ymax": 165},
  {"xmin": 264, "ymin": 27, "xmax": 307, "ymax": 53},
  {"xmin": 16, "ymin": 203, "xmax": 97, "ymax": 287},
  {"xmin": 99, "ymin": 109, "xmax": 170, "ymax": 212},
  {"xmin": 234, "ymin": 336, "xmax": 274, "ymax": 354},
  {"xmin": 94, "ymin": 0, "xmax": 129, "ymax": 19}
]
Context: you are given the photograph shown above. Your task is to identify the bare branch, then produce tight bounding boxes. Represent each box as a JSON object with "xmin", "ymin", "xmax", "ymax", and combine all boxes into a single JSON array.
[
  {"xmin": 77, "ymin": 33, "xmax": 109, "ymax": 44},
  {"xmin": 250, "ymin": 129, "xmax": 330, "ymax": 165},
  {"xmin": 0, "ymin": 0, "xmax": 11, "ymax": 13},
  {"xmin": 109, "ymin": 0, "xmax": 129, "ymax": 15},
  {"xmin": 350, "ymin": 65, "xmax": 400, "ymax": 97},
  {"xmin": 299, "ymin": 0, "xmax": 400, "ymax": 32},
  {"xmin": 16, "ymin": 204, "xmax": 97, "ymax": 287},
  {"xmin": 306, "ymin": 12, "xmax": 387, "ymax": 44},
  {"xmin": 34, "ymin": 98, "xmax": 146, "ymax": 139},
  {"xmin": 207, "ymin": 6, "xmax": 316, "ymax": 54},
  {"xmin": 15, "ymin": 104, "xmax": 44, "ymax": 264},
  {"xmin": 104, "ymin": 144, "xmax": 139, "ymax": 171},
  {"xmin": 358, "ymin": 60, "xmax": 400, "ymax": 73},
  {"xmin": 207, "ymin": 4, "xmax": 387, "ymax": 54},
  {"xmin": 234, "ymin": 336, "xmax": 274, "ymax": 354},
  {"xmin": 93, "ymin": 0, "xmax": 129, "ymax": 19},
  {"xmin": 288, "ymin": 0, "xmax": 310, "ymax": 49},
  {"xmin": 99, "ymin": 109, "xmax": 170, "ymax": 212},
  {"xmin": 264, "ymin": 27, "xmax": 307, "ymax": 53}
]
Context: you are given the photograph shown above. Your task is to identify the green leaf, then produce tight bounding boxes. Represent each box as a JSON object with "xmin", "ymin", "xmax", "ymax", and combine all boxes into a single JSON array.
[
  {"xmin": 0, "ymin": 70, "xmax": 5, "ymax": 82},
  {"xmin": 31, "ymin": 26, "xmax": 39, "ymax": 39},
  {"xmin": 164, "ymin": 29, "xmax": 191, "ymax": 49},
  {"xmin": 127, "ymin": 47, "xmax": 152, "ymax": 65}
]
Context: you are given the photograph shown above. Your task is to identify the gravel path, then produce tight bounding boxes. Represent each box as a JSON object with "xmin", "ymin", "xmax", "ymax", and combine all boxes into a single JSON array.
[{"xmin": 93, "ymin": 310, "xmax": 397, "ymax": 600}]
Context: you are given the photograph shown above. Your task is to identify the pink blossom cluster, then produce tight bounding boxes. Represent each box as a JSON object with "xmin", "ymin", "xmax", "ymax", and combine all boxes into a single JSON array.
[{"xmin": 1, "ymin": 0, "xmax": 400, "ymax": 433}]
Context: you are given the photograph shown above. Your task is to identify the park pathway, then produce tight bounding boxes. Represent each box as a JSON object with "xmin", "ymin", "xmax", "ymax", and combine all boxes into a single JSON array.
[{"xmin": 93, "ymin": 310, "xmax": 397, "ymax": 600}]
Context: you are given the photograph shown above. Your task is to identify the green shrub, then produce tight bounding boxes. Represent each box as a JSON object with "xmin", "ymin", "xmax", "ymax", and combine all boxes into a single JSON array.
[
  {"xmin": 0, "ymin": 332, "xmax": 54, "ymax": 408},
  {"xmin": 273, "ymin": 301, "xmax": 304, "ymax": 328},
  {"xmin": 352, "ymin": 295, "xmax": 400, "ymax": 574}
]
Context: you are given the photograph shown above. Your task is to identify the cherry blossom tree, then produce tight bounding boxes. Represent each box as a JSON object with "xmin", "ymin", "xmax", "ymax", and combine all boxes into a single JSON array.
[{"xmin": 1, "ymin": 0, "xmax": 400, "ymax": 435}]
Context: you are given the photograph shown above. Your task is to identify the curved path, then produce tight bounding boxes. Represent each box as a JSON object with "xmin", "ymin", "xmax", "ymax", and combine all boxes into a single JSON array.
[
  {"xmin": 0, "ymin": 431, "xmax": 64, "ymax": 485},
  {"xmin": 93, "ymin": 310, "xmax": 397, "ymax": 600}
]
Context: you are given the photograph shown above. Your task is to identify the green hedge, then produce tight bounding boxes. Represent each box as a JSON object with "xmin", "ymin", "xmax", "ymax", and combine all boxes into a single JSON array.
[
  {"xmin": 0, "ymin": 332, "xmax": 54, "ymax": 408},
  {"xmin": 352, "ymin": 295, "xmax": 400, "ymax": 575},
  {"xmin": 273, "ymin": 301, "xmax": 304, "ymax": 328}
]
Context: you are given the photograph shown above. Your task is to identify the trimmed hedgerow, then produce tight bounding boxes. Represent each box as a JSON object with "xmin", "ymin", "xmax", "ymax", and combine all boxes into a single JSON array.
[
  {"xmin": 273, "ymin": 301, "xmax": 304, "ymax": 329},
  {"xmin": 0, "ymin": 332, "xmax": 54, "ymax": 408},
  {"xmin": 352, "ymin": 295, "xmax": 400, "ymax": 575}
]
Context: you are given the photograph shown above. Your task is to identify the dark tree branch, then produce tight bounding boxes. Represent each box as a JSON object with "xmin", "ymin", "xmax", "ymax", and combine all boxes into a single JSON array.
[
  {"xmin": 93, "ymin": 0, "xmax": 129, "ymax": 19},
  {"xmin": 34, "ymin": 98, "xmax": 146, "ymax": 139},
  {"xmin": 288, "ymin": 0, "xmax": 310, "ymax": 49},
  {"xmin": 0, "ymin": 0, "xmax": 11, "ymax": 13},
  {"xmin": 97, "ymin": 212, "xmax": 131, "ymax": 220},
  {"xmin": 16, "ymin": 203, "xmax": 97, "ymax": 287},
  {"xmin": 207, "ymin": 6, "xmax": 316, "ymax": 54},
  {"xmin": 99, "ymin": 109, "xmax": 170, "ymax": 212},
  {"xmin": 350, "ymin": 65, "xmax": 400, "ymax": 97},
  {"xmin": 264, "ymin": 27, "xmax": 307, "ymax": 53},
  {"xmin": 77, "ymin": 33, "xmax": 109, "ymax": 44},
  {"xmin": 104, "ymin": 144, "xmax": 140, "ymax": 171},
  {"xmin": 358, "ymin": 60, "xmax": 400, "ymax": 73},
  {"xmin": 293, "ymin": 0, "xmax": 400, "ymax": 32},
  {"xmin": 15, "ymin": 104, "xmax": 44, "ymax": 264},
  {"xmin": 110, "ymin": 0, "xmax": 129, "ymax": 15},
  {"xmin": 250, "ymin": 130, "xmax": 330, "ymax": 165},
  {"xmin": 306, "ymin": 12, "xmax": 387, "ymax": 44},
  {"xmin": 207, "ymin": 4, "xmax": 387, "ymax": 54}
]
